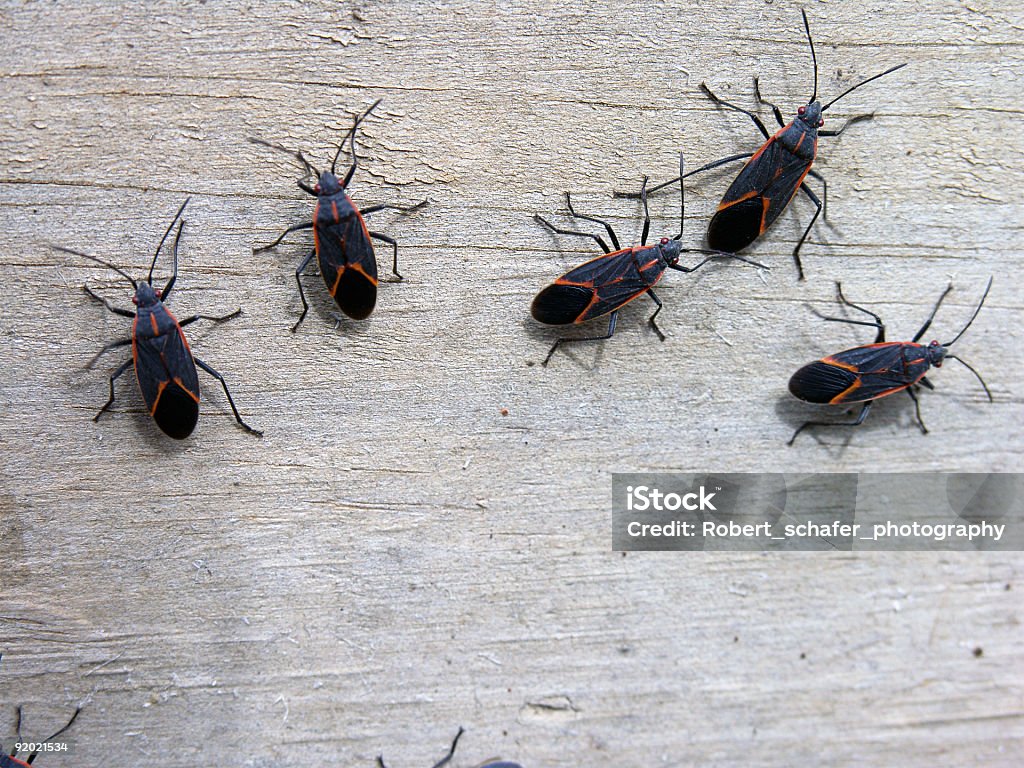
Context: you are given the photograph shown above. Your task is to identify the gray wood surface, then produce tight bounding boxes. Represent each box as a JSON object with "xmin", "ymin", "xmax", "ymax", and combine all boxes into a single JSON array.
[{"xmin": 1, "ymin": 1, "xmax": 1021, "ymax": 765}]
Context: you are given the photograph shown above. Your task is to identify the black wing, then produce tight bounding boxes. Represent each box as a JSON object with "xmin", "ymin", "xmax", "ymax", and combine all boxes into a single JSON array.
[
  {"xmin": 557, "ymin": 248, "xmax": 659, "ymax": 322},
  {"xmin": 134, "ymin": 312, "xmax": 200, "ymax": 438},
  {"xmin": 316, "ymin": 198, "xmax": 378, "ymax": 319}
]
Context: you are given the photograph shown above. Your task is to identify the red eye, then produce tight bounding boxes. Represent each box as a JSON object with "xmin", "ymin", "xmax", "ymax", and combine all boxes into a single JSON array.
[
  {"xmin": 930, "ymin": 339, "xmax": 939, "ymax": 346},
  {"xmin": 314, "ymin": 184, "xmax": 321, "ymax": 194},
  {"xmin": 818, "ymin": 119, "xmax": 824, "ymax": 127},
  {"xmin": 131, "ymin": 296, "xmax": 139, "ymax": 305},
  {"xmin": 660, "ymin": 237, "xmax": 669, "ymax": 245},
  {"xmin": 798, "ymin": 106, "xmax": 806, "ymax": 115}
]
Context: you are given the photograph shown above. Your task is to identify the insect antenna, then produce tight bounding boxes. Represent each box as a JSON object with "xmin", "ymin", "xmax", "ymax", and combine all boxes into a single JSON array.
[
  {"xmin": 248, "ymin": 137, "xmax": 321, "ymax": 184},
  {"xmin": 822, "ymin": 63, "xmax": 908, "ymax": 112},
  {"xmin": 945, "ymin": 355, "xmax": 993, "ymax": 402},
  {"xmin": 672, "ymin": 152, "xmax": 685, "ymax": 241},
  {"xmin": 37, "ymin": 707, "xmax": 81, "ymax": 746},
  {"xmin": 148, "ymin": 197, "xmax": 189, "ymax": 286},
  {"xmin": 943, "ymin": 276, "xmax": 993, "ymax": 347},
  {"xmin": 53, "ymin": 245, "xmax": 137, "ymax": 289},
  {"xmin": 330, "ymin": 97, "xmax": 383, "ymax": 174},
  {"xmin": 802, "ymin": 9, "xmax": 818, "ymax": 103}
]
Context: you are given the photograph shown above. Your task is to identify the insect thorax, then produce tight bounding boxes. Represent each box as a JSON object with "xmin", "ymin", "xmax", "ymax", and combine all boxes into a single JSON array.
[
  {"xmin": 658, "ymin": 239, "xmax": 682, "ymax": 267},
  {"xmin": 926, "ymin": 340, "xmax": 949, "ymax": 366},
  {"xmin": 317, "ymin": 171, "xmax": 344, "ymax": 196},
  {"xmin": 133, "ymin": 282, "xmax": 162, "ymax": 308}
]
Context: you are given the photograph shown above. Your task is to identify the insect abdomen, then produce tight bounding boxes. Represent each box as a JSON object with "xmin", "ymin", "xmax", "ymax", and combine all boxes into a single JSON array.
[
  {"xmin": 789, "ymin": 361, "xmax": 858, "ymax": 404},
  {"xmin": 531, "ymin": 284, "xmax": 594, "ymax": 325},
  {"xmin": 707, "ymin": 198, "xmax": 766, "ymax": 253},
  {"xmin": 152, "ymin": 380, "xmax": 201, "ymax": 440},
  {"xmin": 331, "ymin": 267, "xmax": 377, "ymax": 320}
]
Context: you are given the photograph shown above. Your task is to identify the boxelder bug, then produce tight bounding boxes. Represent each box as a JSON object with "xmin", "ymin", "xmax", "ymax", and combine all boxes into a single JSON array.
[
  {"xmin": 55, "ymin": 199, "xmax": 263, "ymax": 440},
  {"xmin": 787, "ymin": 278, "xmax": 993, "ymax": 445},
  {"xmin": 532, "ymin": 155, "xmax": 765, "ymax": 366},
  {"xmin": 376, "ymin": 727, "xmax": 521, "ymax": 768},
  {"xmin": 1, "ymin": 706, "xmax": 80, "ymax": 768},
  {"xmin": 251, "ymin": 99, "xmax": 427, "ymax": 331},
  {"xmin": 617, "ymin": 10, "xmax": 906, "ymax": 280}
]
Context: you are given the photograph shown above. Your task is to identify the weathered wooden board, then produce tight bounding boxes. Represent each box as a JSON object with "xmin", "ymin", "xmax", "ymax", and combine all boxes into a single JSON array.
[{"xmin": 1, "ymin": 0, "xmax": 1021, "ymax": 765}]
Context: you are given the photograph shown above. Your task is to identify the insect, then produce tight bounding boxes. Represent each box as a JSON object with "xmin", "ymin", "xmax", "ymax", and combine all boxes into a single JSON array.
[
  {"xmin": 55, "ymin": 199, "xmax": 263, "ymax": 440},
  {"xmin": 251, "ymin": 99, "xmax": 427, "ymax": 331},
  {"xmin": 532, "ymin": 155, "xmax": 765, "ymax": 365},
  {"xmin": 787, "ymin": 278, "xmax": 993, "ymax": 445},
  {"xmin": 617, "ymin": 9, "xmax": 906, "ymax": 280},
  {"xmin": 376, "ymin": 728, "xmax": 521, "ymax": 768}
]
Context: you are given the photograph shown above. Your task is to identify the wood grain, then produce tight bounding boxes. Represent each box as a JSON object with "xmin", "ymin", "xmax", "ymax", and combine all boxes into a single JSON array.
[{"xmin": 1, "ymin": 1, "xmax": 1021, "ymax": 765}]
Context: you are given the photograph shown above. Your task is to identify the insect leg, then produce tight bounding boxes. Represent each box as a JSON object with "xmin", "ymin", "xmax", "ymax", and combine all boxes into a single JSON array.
[
  {"xmin": 806, "ymin": 169, "xmax": 828, "ymax": 220},
  {"xmin": 543, "ymin": 311, "xmax": 618, "ymax": 367},
  {"xmin": 792, "ymin": 183, "xmax": 822, "ymax": 282},
  {"xmin": 368, "ymin": 231, "xmax": 404, "ymax": 280},
  {"xmin": 83, "ymin": 285, "xmax": 136, "ymax": 318},
  {"xmin": 360, "ymin": 200, "xmax": 429, "ymax": 216},
  {"xmin": 807, "ymin": 283, "xmax": 886, "ymax": 342},
  {"xmin": 377, "ymin": 728, "xmax": 463, "ymax": 768},
  {"xmin": 291, "ymin": 249, "xmax": 317, "ymax": 333},
  {"xmin": 565, "ymin": 192, "xmax": 621, "ymax": 251},
  {"xmin": 254, "ymin": 221, "xmax": 315, "ymax": 253},
  {"xmin": 638, "ymin": 176, "xmax": 652, "ymax": 246},
  {"xmin": 194, "ymin": 357, "xmax": 263, "ymax": 436},
  {"xmin": 753, "ymin": 76, "xmax": 786, "ymax": 127},
  {"xmin": 835, "ymin": 283, "xmax": 885, "ymax": 332},
  {"xmin": 788, "ymin": 401, "xmax": 873, "ymax": 446},
  {"xmin": 533, "ymin": 214, "xmax": 611, "ymax": 254},
  {"xmin": 645, "ymin": 288, "xmax": 666, "ymax": 341},
  {"xmin": 701, "ymin": 81, "xmax": 772, "ymax": 139},
  {"xmin": 906, "ymin": 387, "xmax": 928, "ymax": 434},
  {"xmin": 94, "ymin": 358, "xmax": 133, "ymax": 422},
  {"xmin": 14, "ymin": 704, "xmax": 24, "ymax": 751},
  {"xmin": 177, "ymin": 309, "xmax": 243, "ymax": 328},
  {"xmin": 429, "ymin": 727, "xmax": 464, "ymax": 768},
  {"xmin": 85, "ymin": 338, "xmax": 132, "ymax": 370}
]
